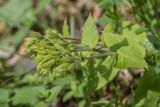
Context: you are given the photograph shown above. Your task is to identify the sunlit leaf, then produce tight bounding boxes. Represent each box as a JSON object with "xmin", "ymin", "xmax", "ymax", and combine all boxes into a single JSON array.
[
  {"xmin": 82, "ymin": 15, "xmax": 99, "ymax": 48},
  {"xmin": 103, "ymin": 33, "xmax": 126, "ymax": 51},
  {"xmin": 116, "ymin": 46, "xmax": 148, "ymax": 68}
]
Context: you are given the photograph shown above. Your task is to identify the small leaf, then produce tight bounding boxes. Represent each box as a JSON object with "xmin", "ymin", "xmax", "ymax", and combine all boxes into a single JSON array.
[
  {"xmin": 122, "ymin": 21, "xmax": 131, "ymax": 28},
  {"xmin": 34, "ymin": 102, "xmax": 48, "ymax": 107},
  {"xmin": 101, "ymin": 24, "xmax": 113, "ymax": 45},
  {"xmin": 92, "ymin": 99, "xmax": 111, "ymax": 106},
  {"xmin": 82, "ymin": 15, "xmax": 99, "ymax": 48},
  {"xmin": 63, "ymin": 91, "xmax": 74, "ymax": 102},
  {"xmin": 103, "ymin": 23, "xmax": 113, "ymax": 32},
  {"xmin": 62, "ymin": 18, "xmax": 70, "ymax": 37}
]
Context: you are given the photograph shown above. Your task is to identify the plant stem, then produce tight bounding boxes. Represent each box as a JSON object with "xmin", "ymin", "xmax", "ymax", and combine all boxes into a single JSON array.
[{"xmin": 70, "ymin": 15, "xmax": 75, "ymax": 38}]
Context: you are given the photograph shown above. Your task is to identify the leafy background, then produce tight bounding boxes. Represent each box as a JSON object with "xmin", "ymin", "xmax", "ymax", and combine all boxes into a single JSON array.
[{"xmin": 0, "ymin": 0, "xmax": 160, "ymax": 107}]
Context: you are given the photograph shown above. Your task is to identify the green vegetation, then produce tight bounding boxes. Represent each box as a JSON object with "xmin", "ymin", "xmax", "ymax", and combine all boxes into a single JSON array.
[{"xmin": 1, "ymin": 0, "xmax": 160, "ymax": 107}]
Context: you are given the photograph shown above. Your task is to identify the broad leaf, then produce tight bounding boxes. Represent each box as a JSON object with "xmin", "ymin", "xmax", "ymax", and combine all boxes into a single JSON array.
[
  {"xmin": 12, "ymin": 87, "xmax": 38, "ymax": 105},
  {"xmin": 116, "ymin": 46, "xmax": 148, "ymax": 68},
  {"xmin": 82, "ymin": 15, "xmax": 99, "ymax": 48},
  {"xmin": 85, "ymin": 56, "xmax": 119, "ymax": 91}
]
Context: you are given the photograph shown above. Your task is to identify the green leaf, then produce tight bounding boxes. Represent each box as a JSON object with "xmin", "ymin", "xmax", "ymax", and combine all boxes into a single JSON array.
[
  {"xmin": 0, "ymin": 0, "xmax": 32, "ymax": 25},
  {"xmin": 103, "ymin": 23, "xmax": 113, "ymax": 32},
  {"xmin": 84, "ymin": 58, "xmax": 98, "ymax": 94},
  {"xmin": 92, "ymin": 99, "xmax": 111, "ymax": 106},
  {"xmin": 82, "ymin": 15, "xmax": 99, "ymax": 48},
  {"xmin": 13, "ymin": 27, "xmax": 29, "ymax": 47},
  {"xmin": 78, "ymin": 100, "xmax": 86, "ymax": 107},
  {"xmin": 0, "ymin": 89, "xmax": 10, "ymax": 103},
  {"xmin": 103, "ymin": 33, "xmax": 127, "ymax": 51},
  {"xmin": 12, "ymin": 87, "xmax": 38, "ymax": 105},
  {"xmin": 62, "ymin": 18, "xmax": 70, "ymax": 37},
  {"xmin": 97, "ymin": 68, "xmax": 119, "ymax": 90},
  {"xmin": 101, "ymin": 24, "xmax": 113, "ymax": 45},
  {"xmin": 97, "ymin": 15, "xmax": 116, "ymax": 26},
  {"xmin": 63, "ymin": 91, "xmax": 74, "ymax": 102},
  {"xmin": 46, "ymin": 86, "xmax": 63, "ymax": 102},
  {"xmin": 104, "ymin": 33, "xmax": 124, "ymax": 47},
  {"xmin": 155, "ymin": 61, "xmax": 160, "ymax": 74},
  {"xmin": 143, "ymin": 91, "xmax": 160, "ymax": 107},
  {"xmin": 34, "ymin": 87, "xmax": 49, "ymax": 98},
  {"xmin": 96, "ymin": 56, "xmax": 119, "ymax": 90},
  {"xmin": 53, "ymin": 75, "xmax": 73, "ymax": 86},
  {"xmin": 85, "ymin": 56, "xmax": 119, "ymax": 92},
  {"xmin": 36, "ymin": 0, "xmax": 52, "ymax": 13},
  {"xmin": 34, "ymin": 102, "xmax": 48, "ymax": 107},
  {"xmin": 0, "ymin": 103, "xmax": 8, "ymax": 107},
  {"xmin": 122, "ymin": 21, "xmax": 131, "ymax": 28},
  {"xmin": 149, "ymin": 75, "xmax": 160, "ymax": 92},
  {"xmin": 116, "ymin": 45, "xmax": 148, "ymax": 68},
  {"xmin": 134, "ymin": 71, "xmax": 155, "ymax": 104},
  {"xmin": 123, "ymin": 28, "xmax": 147, "ymax": 45}
]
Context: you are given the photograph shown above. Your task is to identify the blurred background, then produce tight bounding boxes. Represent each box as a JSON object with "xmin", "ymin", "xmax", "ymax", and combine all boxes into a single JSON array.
[{"xmin": 0, "ymin": 0, "xmax": 160, "ymax": 107}]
